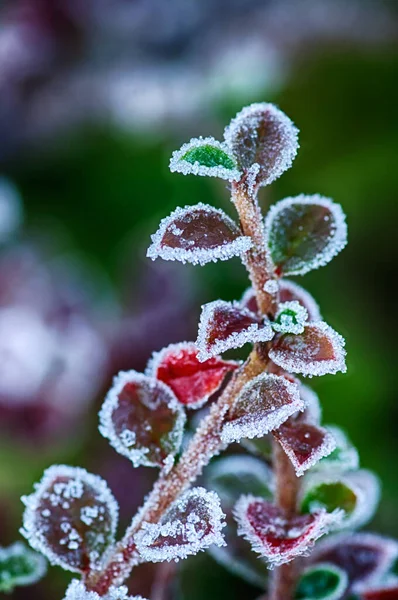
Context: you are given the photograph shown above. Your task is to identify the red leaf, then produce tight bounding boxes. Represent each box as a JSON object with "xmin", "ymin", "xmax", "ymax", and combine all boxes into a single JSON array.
[
  {"xmin": 269, "ymin": 322, "xmax": 346, "ymax": 377},
  {"xmin": 234, "ymin": 497, "xmax": 341, "ymax": 567},
  {"xmin": 147, "ymin": 203, "xmax": 252, "ymax": 266},
  {"xmin": 146, "ymin": 342, "xmax": 238, "ymax": 409},
  {"xmin": 361, "ymin": 584, "xmax": 398, "ymax": 600},
  {"xmin": 273, "ymin": 422, "xmax": 336, "ymax": 476},
  {"xmin": 241, "ymin": 280, "xmax": 321, "ymax": 321},
  {"xmin": 197, "ymin": 300, "xmax": 274, "ymax": 361}
]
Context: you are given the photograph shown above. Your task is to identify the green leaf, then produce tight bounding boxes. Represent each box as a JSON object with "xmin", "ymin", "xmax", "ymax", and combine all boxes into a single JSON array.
[
  {"xmin": 170, "ymin": 137, "xmax": 240, "ymax": 181},
  {"xmin": 0, "ymin": 542, "xmax": 47, "ymax": 593},
  {"xmin": 295, "ymin": 563, "xmax": 348, "ymax": 600},
  {"xmin": 301, "ymin": 480, "xmax": 357, "ymax": 516}
]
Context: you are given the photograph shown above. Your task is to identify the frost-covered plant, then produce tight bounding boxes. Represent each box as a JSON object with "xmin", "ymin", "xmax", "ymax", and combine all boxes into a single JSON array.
[{"xmin": 18, "ymin": 103, "xmax": 398, "ymax": 600}]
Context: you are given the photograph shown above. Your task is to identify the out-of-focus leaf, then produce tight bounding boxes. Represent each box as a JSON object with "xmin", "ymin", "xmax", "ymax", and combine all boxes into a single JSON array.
[{"xmin": 0, "ymin": 542, "xmax": 47, "ymax": 593}]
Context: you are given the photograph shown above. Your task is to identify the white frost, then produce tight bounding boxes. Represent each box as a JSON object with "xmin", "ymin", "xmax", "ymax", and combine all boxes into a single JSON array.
[
  {"xmin": 278, "ymin": 426, "xmax": 337, "ymax": 477},
  {"xmin": 272, "ymin": 300, "xmax": 308, "ymax": 335},
  {"xmin": 169, "ymin": 137, "xmax": 241, "ymax": 181},
  {"xmin": 63, "ymin": 580, "xmax": 148, "ymax": 600},
  {"xmin": 310, "ymin": 425, "xmax": 359, "ymax": 473}
]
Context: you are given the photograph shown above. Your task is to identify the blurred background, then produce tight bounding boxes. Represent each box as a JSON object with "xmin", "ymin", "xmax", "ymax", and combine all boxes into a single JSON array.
[{"xmin": 0, "ymin": 0, "xmax": 397, "ymax": 598}]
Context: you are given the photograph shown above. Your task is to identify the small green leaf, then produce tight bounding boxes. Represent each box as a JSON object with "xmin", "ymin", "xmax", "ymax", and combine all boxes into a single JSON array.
[
  {"xmin": 295, "ymin": 563, "xmax": 348, "ymax": 600},
  {"xmin": 0, "ymin": 542, "xmax": 47, "ymax": 593},
  {"xmin": 301, "ymin": 481, "xmax": 357, "ymax": 516},
  {"xmin": 170, "ymin": 137, "xmax": 240, "ymax": 181}
]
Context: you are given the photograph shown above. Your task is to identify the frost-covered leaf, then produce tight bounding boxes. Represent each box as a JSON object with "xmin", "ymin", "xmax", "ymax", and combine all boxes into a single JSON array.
[
  {"xmin": 265, "ymin": 195, "xmax": 347, "ymax": 276},
  {"xmin": 269, "ymin": 322, "xmax": 347, "ymax": 377},
  {"xmin": 309, "ymin": 533, "xmax": 398, "ymax": 590},
  {"xmin": 234, "ymin": 497, "xmax": 342, "ymax": 567},
  {"xmin": 360, "ymin": 580, "xmax": 398, "ymax": 600},
  {"xmin": 241, "ymin": 435, "xmax": 273, "ymax": 460},
  {"xmin": 294, "ymin": 385, "xmax": 322, "ymax": 426},
  {"xmin": 99, "ymin": 371, "xmax": 185, "ymax": 470},
  {"xmin": 196, "ymin": 300, "xmax": 274, "ymax": 361},
  {"xmin": 169, "ymin": 137, "xmax": 241, "ymax": 181},
  {"xmin": 0, "ymin": 542, "xmax": 47, "ymax": 593},
  {"xmin": 295, "ymin": 563, "xmax": 349, "ymax": 600},
  {"xmin": 273, "ymin": 301, "xmax": 308, "ymax": 335},
  {"xmin": 63, "ymin": 579, "xmax": 148, "ymax": 600},
  {"xmin": 146, "ymin": 342, "xmax": 238, "ymax": 409},
  {"xmin": 134, "ymin": 487, "xmax": 225, "ymax": 563},
  {"xmin": 273, "ymin": 422, "xmax": 336, "ymax": 477},
  {"xmin": 206, "ymin": 456, "xmax": 273, "ymax": 588},
  {"xmin": 224, "ymin": 103, "xmax": 299, "ymax": 187},
  {"xmin": 313, "ymin": 426, "xmax": 359, "ymax": 474},
  {"xmin": 221, "ymin": 373, "xmax": 304, "ymax": 445},
  {"xmin": 147, "ymin": 203, "xmax": 252, "ymax": 266},
  {"xmin": 21, "ymin": 466, "xmax": 118, "ymax": 573},
  {"xmin": 301, "ymin": 470, "xmax": 380, "ymax": 530}
]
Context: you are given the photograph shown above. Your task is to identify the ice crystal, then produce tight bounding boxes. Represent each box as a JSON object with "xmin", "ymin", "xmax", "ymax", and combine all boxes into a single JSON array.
[
  {"xmin": 309, "ymin": 533, "xmax": 398, "ymax": 590},
  {"xmin": 221, "ymin": 373, "xmax": 304, "ymax": 445},
  {"xmin": 313, "ymin": 425, "xmax": 359, "ymax": 473},
  {"xmin": 147, "ymin": 203, "xmax": 252, "ymax": 266},
  {"xmin": 224, "ymin": 103, "xmax": 299, "ymax": 187},
  {"xmin": 234, "ymin": 496, "xmax": 343, "ymax": 567},
  {"xmin": 0, "ymin": 542, "xmax": 47, "ymax": 593},
  {"xmin": 134, "ymin": 487, "xmax": 226, "ymax": 563},
  {"xmin": 63, "ymin": 580, "xmax": 148, "ymax": 600},
  {"xmin": 272, "ymin": 300, "xmax": 308, "ymax": 335},
  {"xmin": 265, "ymin": 195, "xmax": 347, "ymax": 276},
  {"xmin": 263, "ymin": 279, "xmax": 279, "ymax": 294},
  {"xmin": 169, "ymin": 137, "xmax": 241, "ymax": 181},
  {"xmin": 196, "ymin": 300, "xmax": 274, "ymax": 362},
  {"xmin": 99, "ymin": 370, "xmax": 186, "ymax": 469},
  {"xmin": 273, "ymin": 422, "xmax": 336, "ymax": 477},
  {"xmin": 146, "ymin": 341, "xmax": 238, "ymax": 409},
  {"xmin": 21, "ymin": 466, "xmax": 118, "ymax": 573},
  {"xmin": 295, "ymin": 563, "xmax": 349, "ymax": 600},
  {"xmin": 269, "ymin": 322, "xmax": 347, "ymax": 377}
]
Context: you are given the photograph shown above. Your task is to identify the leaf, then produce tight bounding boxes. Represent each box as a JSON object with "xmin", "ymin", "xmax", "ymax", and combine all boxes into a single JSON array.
[
  {"xmin": 309, "ymin": 533, "xmax": 398, "ymax": 590},
  {"xmin": 99, "ymin": 370, "xmax": 186, "ymax": 470},
  {"xmin": 300, "ymin": 470, "xmax": 380, "ymax": 530},
  {"xmin": 234, "ymin": 497, "xmax": 342, "ymax": 567},
  {"xmin": 196, "ymin": 300, "xmax": 274, "ymax": 361},
  {"xmin": 221, "ymin": 373, "xmax": 304, "ymax": 445},
  {"xmin": 147, "ymin": 203, "xmax": 252, "ymax": 266},
  {"xmin": 272, "ymin": 300, "xmax": 308, "ymax": 335},
  {"xmin": 169, "ymin": 137, "xmax": 241, "ymax": 181},
  {"xmin": 312, "ymin": 426, "xmax": 359, "ymax": 474},
  {"xmin": 295, "ymin": 563, "xmax": 349, "ymax": 600},
  {"xmin": 294, "ymin": 385, "xmax": 322, "ymax": 426},
  {"xmin": 269, "ymin": 322, "xmax": 347, "ymax": 377},
  {"xmin": 273, "ymin": 422, "xmax": 336, "ymax": 477},
  {"xmin": 0, "ymin": 542, "xmax": 47, "ymax": 593},
  {"xmin": 224, "ymin": 103, "xmax": 299, "ymax": 187},
  {"xmin": 265, "ymin": 195, "xmax": 347, "ymax": 276},
  {"xmin": 21, "ymin": 466, "xmax": 119, "ymax": 573},
  {"xmin": 64, "ymin": 580, "xmax": 149, "ymax": 600},
  {"xmin": 146, "ymin": 342, "xmax": 238, "ymax": 409},
  {"xmin": 360, "ymin": 581, "xmax": 398, "ymax": 600},
  {"xmin": 241, "ymin": 435, "xmax": 273, "ymax": 460},
  {"xmin": 134, "ymin": 487, "xmax": 226, "ymax": 563}
]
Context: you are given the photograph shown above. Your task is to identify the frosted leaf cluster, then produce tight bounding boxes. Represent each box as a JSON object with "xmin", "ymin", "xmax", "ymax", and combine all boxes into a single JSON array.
[
  {"xmin": 147, "ymin": 203, "xmax": 252, "ymax": 266},
  {"xmin": 221, "ymin": 373, "xmax": 304, "ymax": 445},
  {"xmin": 265, "ymin": 195, "xmax": 347, "ymax": 277},
  {"xmin": 169, "ymin": 137, "xmax": 241, "ymax": 181},
  {"xmin": 0, "ymin": 542, "xmax": 47, "ymax": 592},
  {"xmin": 269, "ymin": 322, "xmax": 347, "ymax": 377},
  {"xmin": 21, "ymin": 466, "xmax": 118, "ymax": 573},
  {"xmin": 63, "ymin": 580, "xmax": 148, "ymax": 600},
  {"xmin": 224, "ymin": 103, "xmax": 299, "ymax": 187},
  {"xmin": 272, "ymin": 300, "xmax": 308, "ymax": 335},
  {"xmin": 196, "ymin": 300, "xmax": 274, "ymax": 362},
  {"xmin": 99, "ymin": 370, "xmax": 186, "ymax": 470},
  {"xmin": 234, "ymin": 496, "xmax": 343, "ymax": 567},
  {"xmin": 134, "ymin": 487, "xmax": 226, "ymax": 563}
]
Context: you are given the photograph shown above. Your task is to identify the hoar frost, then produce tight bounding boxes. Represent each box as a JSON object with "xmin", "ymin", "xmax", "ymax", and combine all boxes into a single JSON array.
[
  {"xmin": 169, "ymin": 137, "xmax": 241, "ymax": 181},
  {"xmin": 272, "ymin": 300, "xmax": 308, "ymax": 335},
  {"xmin": 63, "ymin": 580, "xmax": 148, "ymax": 600}
]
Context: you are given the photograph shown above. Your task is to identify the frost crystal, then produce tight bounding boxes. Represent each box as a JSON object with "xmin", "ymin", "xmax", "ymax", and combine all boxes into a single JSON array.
[
  {"xmin": 169, "ymin": 137, "xmax": 241, "ymax": 181},
  {"xmin": 265, "ymin": 195, "xmax": 347, "ymax": 276},
  {"xmin": 20, "ymin": 466, "xmax": 118, "ymax": 573},
  {"xmin": 221, "ymin": 373, "xmax": 304, "ymax": 445},
  {"xmin": 147, "ymin": 203, "xmax": 252, "ymax": 266},
  {"xmin": 313, "ymin": 425, "xmax": 359, "ymax": 473},
  {"xmin": 0, "ymin": 542, "xmax": 47, "ymax": 593},
  {"xmin": 224, "ymin": 103, "xmax": 299, "ymax": 187},
  {"xmin": 99, "ymin": 370, "xmax": 186, "ymax": 469},
  {"xmin": 63, "ymin": 580, "xmax": 148, "ymax": 600},
  {"xmin": 273, "ymin": 422, "xmax": 336, "ymax": 477},
  {"xmin": 263, "ymin": 279, "xmax": 279, "ymax": 294},
  {"xmin": 196, "ymin": 300, "xmax": 274, "ymax": 361},
  {"xmin": 272, "ymin": 300, "xmax": 308, "ymax": 335},
  {"xmin": 134, "ymin": 487, "xmax": 226, "ymax": 563},
  {"xmin": 234, "ymin": 496, "xmax": 343, "ymax": 567},
  {"xmin": 269, "ymin": 322, "xmax": 347, "ymax": 377},
  {"xmin": 146, "ymin": 341, "xmax": 238, "ymax": 409}
]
